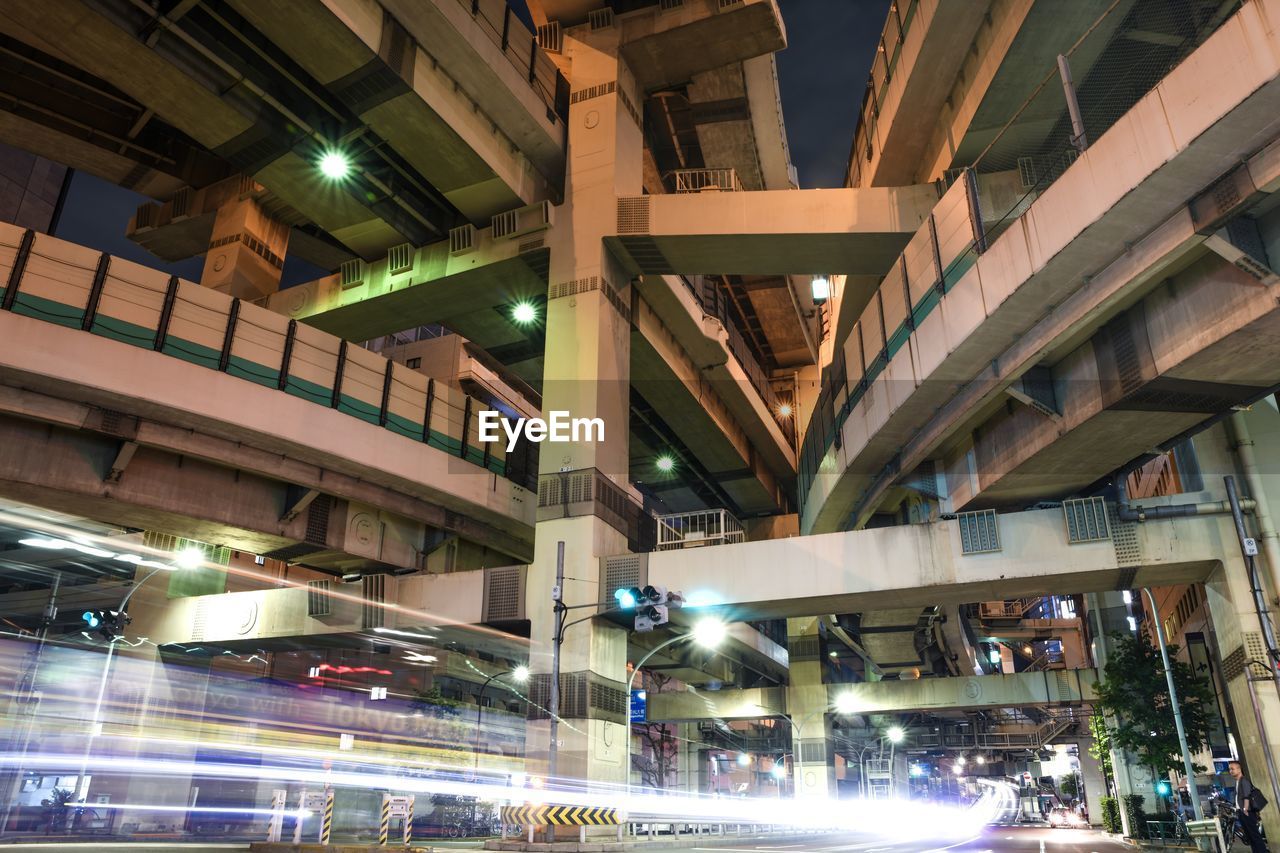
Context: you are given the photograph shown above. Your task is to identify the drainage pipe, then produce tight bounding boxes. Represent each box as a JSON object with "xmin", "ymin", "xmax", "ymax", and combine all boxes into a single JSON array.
[{"xmin": 1115, "ymin": 477, "xmax": 1254, "ymax": 522}]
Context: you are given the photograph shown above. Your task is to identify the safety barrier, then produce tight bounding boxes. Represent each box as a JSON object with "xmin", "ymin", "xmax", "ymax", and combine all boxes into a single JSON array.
[
  {"xmin": 380, "ymin": 793, "xmax": 415, "ymax": 847},
  {"xmin": 264, "ymin": 787, "xmax": 333, "ymax": 844},
  {"xmin": 0, "ymin": 223, "xmax": 532, "ymax": 487}
]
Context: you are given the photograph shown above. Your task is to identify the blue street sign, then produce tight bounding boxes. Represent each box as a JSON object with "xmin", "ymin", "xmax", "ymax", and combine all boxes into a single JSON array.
[{"xmin": 630, "ymin": 690, "xmax": 647, "ymax": 723}]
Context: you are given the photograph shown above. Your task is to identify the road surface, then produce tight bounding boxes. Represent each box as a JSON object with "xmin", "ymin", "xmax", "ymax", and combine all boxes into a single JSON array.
[{"xmin": 690, "ymin": 826, "xmax": 1126, "ymax": 852}]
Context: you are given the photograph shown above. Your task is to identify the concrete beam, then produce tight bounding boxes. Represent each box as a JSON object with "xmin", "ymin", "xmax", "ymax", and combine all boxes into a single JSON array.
[
  {"xmin": 608, "ymin": 185, "xmax": 939, "ymax": 276},
  {"xmin": 265, "ymin": 230, "xmax": 548, "ymax": 344},
  {"xmin": 644, "ymin": 507, "xmax": 1225, "ymax": 621},
  {"xmin": 0, "ymin": 312, "xmax": 535, "ymax": 558},
  {"xmin": 645, "ymin": 669, "xmax": 1099, "ymax": 722}
]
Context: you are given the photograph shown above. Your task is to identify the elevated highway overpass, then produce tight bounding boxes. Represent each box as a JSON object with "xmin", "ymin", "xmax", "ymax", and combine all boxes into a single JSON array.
[
  {"xmin": 799, "ymin": 0, "xmax": 1280, "ymax": 533},
  {"xmin": 0, "ymin": 223, "xmax": 537, "ymax": 566}
]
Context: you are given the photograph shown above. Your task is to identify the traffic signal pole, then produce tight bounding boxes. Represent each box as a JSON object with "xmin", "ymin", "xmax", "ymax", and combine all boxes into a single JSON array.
[{"xmin": 546, "ymin": 541, "xmax": 564, "ymax": 841}]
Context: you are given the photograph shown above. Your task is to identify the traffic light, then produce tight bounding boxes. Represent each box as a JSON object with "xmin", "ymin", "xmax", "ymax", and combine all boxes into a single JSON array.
[
  {"xmin": 81, "ymin": 609, "xmax": 128, "ymax": 640},
  {"xmin": 634, "ymin": 585, "xmax": 685, "ymax": 632},
  {"xmin": 1156, "ymin": 780, "xmax": 1171, "ymax": 796},
  {"xmin": 614, "ymin": 587, "xmax": 640, "ymax": 610}
]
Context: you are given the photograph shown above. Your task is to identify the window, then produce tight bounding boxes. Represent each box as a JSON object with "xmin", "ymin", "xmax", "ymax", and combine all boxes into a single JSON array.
[{"xmin": 406, "ymin": 358, "xmax": 421, "ymax": 369}]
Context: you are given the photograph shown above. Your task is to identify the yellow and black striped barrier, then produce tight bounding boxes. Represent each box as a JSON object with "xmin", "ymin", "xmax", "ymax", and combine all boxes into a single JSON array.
[
  {"xmin": 379, "ymin": 796, "xmax": 390, "ymax": 846},
  {"xmin": 501, "ymin": 805, "xmax": 620, "ymax": 826},
  {"xmin": 320, "ymin": 788, "xmax": 334, "ymax": 845}
]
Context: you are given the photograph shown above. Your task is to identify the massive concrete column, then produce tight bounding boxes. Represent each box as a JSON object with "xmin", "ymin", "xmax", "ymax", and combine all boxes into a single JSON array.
[
  {"xmin": 786, "ymin": 617, "xmax": 836, "ymax": 798},
  {"xmin": 522, "ymin": 23, "xmax": 644, "ymax": 801},
  {"xmin": 1203, "ymin": 553, "xmax": 1280, "ymax": 841},
  {"xmin": 1085, "ymin": 591, "xmax": 1152, "ymax": 834},
  {"xmin": 1076, "ymin": 737, "xmax": 1107, "ymax": 827},
  {"xmin": 200, "ymin": 193, "xmax": 289, "ymax": 301}
]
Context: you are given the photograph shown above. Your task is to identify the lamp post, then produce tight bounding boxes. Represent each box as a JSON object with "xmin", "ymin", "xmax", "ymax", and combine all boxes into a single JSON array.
[
  {"xmin": 782, "ymin": 692, "xmax": 863, "ymax": 798},
  {"xmin": 857, "ymin": 726, "xmax": 905, "ymax": 799},
  {"xmin": 473, "ymin": 665, "xmax": 530, "ymax": 773},
  {"xmin": 625, "ymin": 619, "xmax": 727, "ymax": 798},
  {"xmin": 70, "ymin": 550, "xmax": 199, "ymax": 810},
  {"xmin": 1141, "ymin": 587, "xmax": 1203, "ymax": 821}
]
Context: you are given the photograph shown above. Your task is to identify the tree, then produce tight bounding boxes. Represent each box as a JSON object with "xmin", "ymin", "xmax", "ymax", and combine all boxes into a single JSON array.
[
  {"xmin": 1094, "ymin": 632, "xmax": 1215, "ymax": 780},
  {"xmin": 1088, "ymin": 710, "xmax": 1115, "ymax": 795},
  {"xmin": 633, "ymin": 673, "xmax": 679, "ymax": 790},
  {"xmin": 1059, "ymin": 771, "xmax": 1080, "ymax": 802}
]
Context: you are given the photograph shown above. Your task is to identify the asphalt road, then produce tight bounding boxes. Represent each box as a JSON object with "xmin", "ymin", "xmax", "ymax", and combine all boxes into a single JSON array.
[{"xmin": 689, "ymin": 826, "xmax": 1128, "ymax": 853}]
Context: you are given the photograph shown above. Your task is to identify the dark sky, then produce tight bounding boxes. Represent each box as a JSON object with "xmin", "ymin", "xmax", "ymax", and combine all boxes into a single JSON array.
[
  {"xmin": 54, "ymin": 1, "xmax": 889, "ymax": 269},
  {"xmin": 775, "ymin": 0, "xmax": 891, "ymax": 188}
]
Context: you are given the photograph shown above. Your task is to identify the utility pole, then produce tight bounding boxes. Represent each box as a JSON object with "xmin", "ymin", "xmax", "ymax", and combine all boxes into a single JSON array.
[{"xmin": 546, "ymin": 541, "xmax": 565, "ymax": 841}]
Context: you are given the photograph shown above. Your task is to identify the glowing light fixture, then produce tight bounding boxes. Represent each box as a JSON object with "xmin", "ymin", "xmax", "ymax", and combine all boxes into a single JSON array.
[
  {"xmin": 771, "ymin": 762, "xmax": 787, "ymax": 779},
  {"xmin": 174, "ymin": 547, "xmax": 205, "ymax": 570},
  {"xmin": 811, "ymin": 275, "xmax": 831, "ymax": 304},
  {"xmin": 512, "ymin": 665, "xmax": 530, "ymax": 683},
  {"xmin": 777, "ymin": 403, "xmax": 793, "ymax": 418},
  {"xmin": 318, "ymin": 151, "xmax": 351, "ymax": 180},
  {"xmin": 511, "ymin": 302, "xmax": 537, "ymax": 324},
  {"xmin": 886, "ymin": 726, "xmax": 905, "ymax": 743},
  {"xmin": 834, "ymin": 693, "xmax": 860, "ymax": 716},
  {"xmin": 975, "ymin": 755, "xmax": 986, "ymax": 765},
  {"xmin": 691, "ymin": 618, "xmax": 727, "ymax": 649},
  {"xmin": 655, "ymin": 455, "xmax": 675, "ymax": 473},
  {"xmin": 737, "ymin": 753, "xmax": 751, "ymax": 767}
]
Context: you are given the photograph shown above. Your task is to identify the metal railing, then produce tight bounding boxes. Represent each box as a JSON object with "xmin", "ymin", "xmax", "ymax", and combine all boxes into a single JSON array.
[
  {"xmin": 672, "ymin": 167, "xmax": 744, "ymax": 193},
  {"xmin": 656, "ymin": 508, "xmax": 745, "ymax": 551},
  {"xmin": 456, "ymin": 0, "xmax": 569, "ymax": 126},
  {"xmin": 847, "ymin": 0, "xmax": 920, "ymax": 188}
]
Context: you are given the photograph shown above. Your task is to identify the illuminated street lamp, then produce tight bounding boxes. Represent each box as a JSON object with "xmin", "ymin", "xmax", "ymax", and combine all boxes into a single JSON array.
[
  {"xmin": 473, "ymin": 665, "xmax": 530, "ymax": 772},
  {"xmin": 626, "ymin": 619, "xmax": 727, "ymax": 796},
  {"xmin": 811, "ymin": 275, "xmax": 831, "ymax": 304},
  {"xmin": 318, "ymin": 150, "xmax": 351, "ymax": 180},
  {"xmin": 511, "ymin": 302, "xmax": 538, "ymax": 324},
  {"xmin": 655, "ymin": 455, "xmax": 675, "ymax": 473}
]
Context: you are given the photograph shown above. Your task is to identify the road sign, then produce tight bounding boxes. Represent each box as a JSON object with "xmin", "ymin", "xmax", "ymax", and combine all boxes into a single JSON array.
[
  {"xmin": 501, "ymin": 805, "xmax": 619, "ymax": 826},
  {"xmin": 1185, "ymin": 818, "xmax": 1227, "ymax": 852},
  {"xmin": 630, "ymin": 689, "xmax": 647, "ymax": 723}
]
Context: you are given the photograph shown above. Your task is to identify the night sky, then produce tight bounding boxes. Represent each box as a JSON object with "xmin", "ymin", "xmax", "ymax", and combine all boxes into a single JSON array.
[{"xmin": 54, "ymin": 0, "xmax": 890, "ymax": 277}]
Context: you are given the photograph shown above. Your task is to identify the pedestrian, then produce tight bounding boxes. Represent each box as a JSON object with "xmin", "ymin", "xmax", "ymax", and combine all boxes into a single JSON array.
[{"xmin": 1229, "ymin": 760, "xmax": 1269, "ymax": 852}]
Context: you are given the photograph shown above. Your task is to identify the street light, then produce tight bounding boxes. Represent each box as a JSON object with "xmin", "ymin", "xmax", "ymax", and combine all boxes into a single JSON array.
[
  {"xmin": 511, "ymin": 302, "xmax": 538, "ymax": 325},
  {"xmin": 858, "ymin": 725, "xmax": 908, "ymax": 798},
  {"xmin": 71, "ymin": 549, "xmax": 194, "ymax": 813},
  {"xmin": 626, "ymin": 619, "xmax": 727, "ymax": 796},
  {"xmin": 473, "ymin": 666, "xmax": 530, "ymax": 773},
  {"xmin": 318, "ymin": 150, "xmax": 351, "ymax": 180}
]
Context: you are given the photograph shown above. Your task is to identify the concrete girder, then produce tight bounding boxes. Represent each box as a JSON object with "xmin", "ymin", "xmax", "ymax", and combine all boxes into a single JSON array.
[
  {"xmin": 607, "ymin": 185, "xmax": 940, "ymax": 277},
  {"xmin": 803, "ymin": 2, "xmax": 1280, "ymax": 532},
  {"xmin": 635, "ymin": 275, "xmax": 795, "ymax": 471},
  {"xmin": 961, "ymin": 254, "xmax": 1280, "ymax": 509},
  {"xmin": 643, "ymin": 507, "xmax": 1225, "ymax": 622},
  {"xmin": 617, "ymin": 0, "xmax": 785, "ymax": 92},
  {"xmin": 644, "ymin": 669, "xmax": 1100, "ymax": 723},
  {"xmin": 0, "ymin": 312, "xmax": 535, "ymax": 559},
  {"xmin": 630, "ymin": 294, "xmax": 785, "ymax": 515},
  {"xmin": 138, "ymin": 565, "xmax": 522, "ymax": 649},
  {"xmin": 264, "ymin": 230, "xmax": 548, "ymax": 346}
]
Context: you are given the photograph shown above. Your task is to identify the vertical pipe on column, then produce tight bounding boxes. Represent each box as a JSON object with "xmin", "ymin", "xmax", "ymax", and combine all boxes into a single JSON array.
[{"xmin": 1057, "ymin": 54, "xmax": 1089, "ymax": 151}]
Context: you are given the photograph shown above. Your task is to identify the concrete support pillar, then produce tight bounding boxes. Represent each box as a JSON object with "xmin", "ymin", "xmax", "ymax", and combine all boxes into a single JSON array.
[
  {"xmin": 786, "ymin": 616, "xmax": 836, "ymax": 798},
  {"xmin": 522, "ymin": 23, "xmax": 644, "ymax": 817},
  {"xmin": 1203, "ymin": 554, "xmax": 1280, "ymax": 842},
  {"xmin": 1076, "ymin": 737, "xmax": 1107, "ymax": 827},
  {"xmin": 200, "ymin": 193, "xmax": 289, "ymax": 301},
  {"xmin": 1086, "ymin": 592, "xmax": 1152, "ymax": 835}
]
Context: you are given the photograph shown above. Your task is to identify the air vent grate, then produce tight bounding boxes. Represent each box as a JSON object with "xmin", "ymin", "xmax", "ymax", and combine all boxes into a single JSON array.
[
  {"xmin": 957, "ymin": 509, "xmax": 1001, "ymax": 554},
  {"xmin": 387, "ymin": 243, "xmax": 413, "ymax": 275},
  {"xmin": 536, "ymin": 21, "xmax": 562, "ymax": 53},
  {"xmin": 361, "ymin": 574, "xmax": 386, "ymax": 630},
  {"xmin": 449, "ymin": 224, "xmax": 476, "ymax": 255},
  {"xmin": 1063, "ymin": 497, "xmax": 1110, "ymax": 543},
  {"xmin": 340, "ymin": 258, "xmax": 365, "ymax": 289},
  {"xmin": 601, "ymin": 554, "xmax": 645, "ymax": 604},
  {"xmin": 799, "ymin": 740, "xmax": 827, "ymax": 764},
  {"xmin": 484, "ymin": 566, "xmax": 523, "ymax": 621},
  {"xmin": 588, "ymin": 7, "xmax": 614, "ymax": 28},
  {"xmin": 307, "ymin": 580, "xmax": 332, "ymax": 617},
  {"xmin": 616, "ymin": 197, "xmax": 650, "ymax": 234},
  {"xmin": 305, "ymin": 498, "xmax": 330, "ymax": 546}
]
